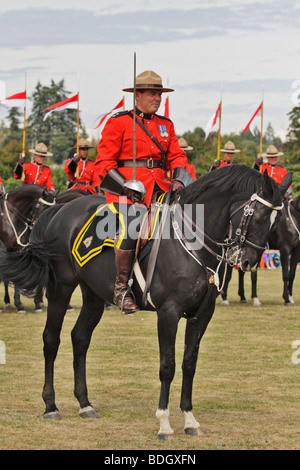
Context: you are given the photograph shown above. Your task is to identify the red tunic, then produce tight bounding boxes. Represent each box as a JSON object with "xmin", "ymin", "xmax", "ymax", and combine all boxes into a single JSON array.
[
  {"xmin": 219, "ymin": 158, "xmax": 234, "ymax": 169},
  {"xmin": 94, "ymin": 111, "xmax": 188, "ymax": 207},
  {"xmin": 14, "ymin": 162, "xmax": 54, "ymax": 191},
  {"xmin": 259, "ymin": 163, "xmax": 288, "ymax": 186},
  {"xmin": 64, "ymin": 158, "xmax": 95, "ymax": 194}
]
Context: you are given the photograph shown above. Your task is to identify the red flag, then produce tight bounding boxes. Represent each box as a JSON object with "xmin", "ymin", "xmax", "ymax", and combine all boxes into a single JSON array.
[
  {"xmin": 43, "ymin": 94, "xmax": 78, "ymax": 121},
  {"xmin": 0, "ymin": 91, "xmax": 26, "ymax": 108},
  {"xmin": 164, "ymin": 97, "xmax": 169, "ymax": 118},
  {"xmin": 242, "ymin": 102, "xmax": 262, "ymax": 135},
  {"xmin": 204, "ymin": 104, "xmax": 220, "ymax": 140},
  {"xmin": 94, "ymin": 98, "xmax": 125, "ymax": 130}
]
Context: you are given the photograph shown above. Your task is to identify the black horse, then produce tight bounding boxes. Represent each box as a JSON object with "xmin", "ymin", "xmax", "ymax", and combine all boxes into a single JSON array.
[
  {"xmin": 0, "ymin": 186, "xmax": 89, "ymax": 313},
  {"xmin": 221, "ymin": 194, "xmax": 300, "ymax": 306},
  {"xmin": 0, "ymin": 166, "xmax": 291, "ymax": 439}
]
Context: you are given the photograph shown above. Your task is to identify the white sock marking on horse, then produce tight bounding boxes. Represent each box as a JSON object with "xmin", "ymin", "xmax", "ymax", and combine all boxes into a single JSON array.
[
  {"xmin": 183, "ymin": 410, "xmax": 200, "ymax": 430},
  {"xmin": 155, "ymin": 407, "xmax": 174, "ymax": 436}
]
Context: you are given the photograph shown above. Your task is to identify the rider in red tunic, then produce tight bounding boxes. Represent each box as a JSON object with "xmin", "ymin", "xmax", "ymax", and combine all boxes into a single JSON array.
[
  {"xmin": 209, "ymin": 141, "xmax": 240, "ymax": 171},
  {"xmin": 0, "ymin": 176, "xmax": 5, "ymax": 194},
  {"xmin": 64, "ymin": 139, "xmax": 95, "ymax": 194},
  {"xmin": 93, "ymin": 70, "xmax": 193, "ymax": 313},
  {"xmin": 178, "ymin": 137, "xmax": 197, "ymax": 180},
  {"xmin": 253, "ymin": 145, "xmax": 292, "ymax": 199},
  {"xmin": 14, "ymin": 142, "xmax": 55, "ymax": 192}
]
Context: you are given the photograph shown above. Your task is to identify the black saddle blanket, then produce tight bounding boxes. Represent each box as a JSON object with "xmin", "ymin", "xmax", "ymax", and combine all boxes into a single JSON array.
[{"xmin": 72, "ymin": 194, "xmax": 167, "ymax": 267}]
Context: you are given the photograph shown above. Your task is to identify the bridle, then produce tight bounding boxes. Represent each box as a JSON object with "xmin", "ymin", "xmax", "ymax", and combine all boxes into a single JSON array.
[
  {"xmin": 2, "ymin": 194, "xmax": 56, "ymax": 247},
  {"xmin": 171, "ymin": 192, "xmax": 283, "ymax": 292},
  {"xmin": 286, "ymin": 199, "xmax": 300, "ymax": 240}
]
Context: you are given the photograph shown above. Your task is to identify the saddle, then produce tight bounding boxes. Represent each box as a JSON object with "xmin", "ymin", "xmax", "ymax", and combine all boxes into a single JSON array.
[{"xmin": 72, "ymin": 191, "xmax": 166, "ymax": 268}]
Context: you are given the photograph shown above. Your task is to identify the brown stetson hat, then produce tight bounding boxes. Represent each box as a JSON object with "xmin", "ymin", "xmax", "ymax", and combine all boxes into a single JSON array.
[
  {"xmin": 220, "ymin": 141, "xmax": 240, "ymax": 153},
  {"xmin": 178, "ymin": 137, "xmax": 193, "ymax": 151},
  {"xmin": 122, "ymin": 70, "xmax": 174, "ymax": 93},
  {"xmin": 262, "ymin": 144, "xmax": 283, "ymax": 157},
  {"xmin": 29, "ymin": 142, "xmax": 53, "ymax": 157},
  {"xmin": 72, "ymin": 138, "xmax": 93, "ymax": 150}
]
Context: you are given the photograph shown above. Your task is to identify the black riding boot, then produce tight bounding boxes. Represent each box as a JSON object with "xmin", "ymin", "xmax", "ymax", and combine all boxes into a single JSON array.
[{"xmin": 113, "ymin": 248, "xmax": 138, "ymax": 313}]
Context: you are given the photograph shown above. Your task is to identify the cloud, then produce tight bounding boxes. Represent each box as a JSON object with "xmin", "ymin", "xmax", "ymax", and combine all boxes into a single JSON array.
[{"xmin": 0, "ymin": 3, "xmax": 299, "ymax": 49}]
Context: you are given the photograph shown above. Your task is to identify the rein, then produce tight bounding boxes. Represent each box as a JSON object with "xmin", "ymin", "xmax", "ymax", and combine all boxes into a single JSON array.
[
  {"xmin": 3, "ymin": 194, "xmax": 56, "ymax": 247},
  {"xmin": 287, "ymin": 200, "xmax": 300, "ymax": 240}
]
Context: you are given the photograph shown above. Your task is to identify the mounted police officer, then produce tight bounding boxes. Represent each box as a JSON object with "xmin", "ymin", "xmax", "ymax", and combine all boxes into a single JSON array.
[
  {"xmin": 14, "ymin": 142, "xmax": 55, "ymax": 192},
  {"xmin": 93, "ymin": 70, "xmax": 193, "ymax": 313},
  {"xmin": 64, "ymin": 138, "xmax": 95, "ymax": 193},
  {"xmin": 209, "ymin": 140, "xmax": 240, "ymax": 171},
  {"xmin": 178, "ymin": 137, "xmax": 196, "ymax": 180},
  {"xmin": 253, "ymin": 144, "xmax": 292, "ymax": 200}
]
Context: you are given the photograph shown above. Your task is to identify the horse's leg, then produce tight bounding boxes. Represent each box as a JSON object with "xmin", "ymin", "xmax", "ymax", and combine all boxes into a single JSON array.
[
  {"xmin": 155, "ymin": 307, "xmax": 180, "ymax": 440},
  {"xmin": 13, "ymin": 286, "xmax": 26, "ymax": 314},
  {"xmin": 280, "ymin": 251, "xmax": 291, "ymax": 305},
  {"xmin": 42, "ymin": 283, "xmax": 76, "ymax": 420},
  {"xmin": 71, "ymin": 283, "xmax": 105, "ymax": 418},
  {"xmin": 251, "ymin": 269, "xmax": 261, "ymax": 307},
  {"xmin": 287, "ymin": 250, "xmax": 299, "ymax": 304},
  {"xmin": 238, "ymin": 269, "xmax": 247, "ymax": 302},
  {"xmin": 180, "ymin": 301, "xmax": 215, "ymax": 436},
  {"xmin": 4, "ymin": 282, "xmax": 10, "ymax": 306},
  {"xmin": 221, "ymin": 266, "xmax": 232, "ymax": 306},
  {"xmin": 34, "ymin": 286, "xmax": 44, "ymax": 312}
]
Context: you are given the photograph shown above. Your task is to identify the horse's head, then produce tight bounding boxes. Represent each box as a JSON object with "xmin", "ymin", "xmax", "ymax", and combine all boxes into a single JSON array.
[
  {"xmin": 30, "ymin": 189, "xmax": 59, "ymax": 225},
  {"xmin": 229, "ymin": 170, "xmax": 293, "ymax": 271}
]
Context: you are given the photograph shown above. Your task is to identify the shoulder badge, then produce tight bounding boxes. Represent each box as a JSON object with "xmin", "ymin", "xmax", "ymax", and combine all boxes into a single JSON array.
[
  {"xmin": 112, "ymin": 110, "xmax": 130, "ymax": 118},
  {"xmin": 155, "ymin": 113, "xmax": 172, "ymax": 122}
]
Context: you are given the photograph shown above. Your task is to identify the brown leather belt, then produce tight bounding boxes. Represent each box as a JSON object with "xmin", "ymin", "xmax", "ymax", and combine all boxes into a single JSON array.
[{"xmin": 117, "ymin": 158, "xmax": 163, "ymax": 169}]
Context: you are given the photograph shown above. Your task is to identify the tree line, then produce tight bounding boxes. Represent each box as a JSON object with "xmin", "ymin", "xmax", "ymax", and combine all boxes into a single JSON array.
[{"xmin": 0, "ymin": 79, "xmax": 299, "ymax": 195}]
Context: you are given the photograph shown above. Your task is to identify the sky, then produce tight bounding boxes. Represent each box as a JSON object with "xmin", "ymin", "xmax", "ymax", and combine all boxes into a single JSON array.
[{"xmin": 0, "ymin": 0, "xmax": 300, "ymax": 142}]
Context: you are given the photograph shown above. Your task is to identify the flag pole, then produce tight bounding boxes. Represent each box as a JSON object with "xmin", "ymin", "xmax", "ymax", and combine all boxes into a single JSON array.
[
  {"xmin": 132, "ymin": 52, "xmax": 137, "ymax": 181},
  {"xmin": 259, "ymin": 84, "xmax": 265, "ymax": 270},
  {"xmin": 76, "ymin": 73, "xmax": 80, "ymax": 180},
  {"xmin": 22, "ymin": 72, "xmax": 27, "ymax": 156},
  {"xmin": 217, "ymin": 84, "xmax": 223, "ymax": 159},
  {"xmin": 260, "ymin": 85, "xmax": 264, "ymax": 157}
]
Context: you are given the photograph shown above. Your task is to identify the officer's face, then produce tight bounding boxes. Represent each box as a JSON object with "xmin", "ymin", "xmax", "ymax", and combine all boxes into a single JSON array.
[
  {"xmin": 224, "ymin": 152, "xmax": 233, "ymax": 162},
  {"xmin": 136, "ymin": 90, "xmax": 162, "ymax": 114},
  {"xmin": 267, "ymin": 156, "xmax": 278, "ymax": 165},
  {"xmin": 34, "ymin": 154, "xmax": 46, "ymax": 164}
]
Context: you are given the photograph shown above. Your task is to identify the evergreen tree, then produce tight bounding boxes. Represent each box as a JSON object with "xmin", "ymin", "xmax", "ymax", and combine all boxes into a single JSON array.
[{"xmin": 27, "ymin": 79, "xmax": 86, "ymax": 164}]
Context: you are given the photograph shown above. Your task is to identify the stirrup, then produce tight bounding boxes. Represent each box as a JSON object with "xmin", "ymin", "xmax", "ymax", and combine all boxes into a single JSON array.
[{"xmin": 120, "ymin": 288, "xmax": 138, "ymax": 315}]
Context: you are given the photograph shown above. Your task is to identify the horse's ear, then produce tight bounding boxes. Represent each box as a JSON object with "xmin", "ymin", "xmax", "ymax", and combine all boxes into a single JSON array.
[
  {"xmin": 279, "ymin": 172, "xmax": 293, "ymax": 197},
  {"xmin": 261, "ymin": 169, "xmax": 273, "ymax": 198}
]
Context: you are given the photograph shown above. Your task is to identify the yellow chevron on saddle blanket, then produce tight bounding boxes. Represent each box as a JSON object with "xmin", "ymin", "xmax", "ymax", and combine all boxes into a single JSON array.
[{"xmin": 72, "ymin": 193, "xmax": 167, "ymax": 267}]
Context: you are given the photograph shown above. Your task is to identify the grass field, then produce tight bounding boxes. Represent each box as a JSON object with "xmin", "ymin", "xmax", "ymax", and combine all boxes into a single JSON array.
[{"xmin": 0, "ymin": 267, "xmax": 300, "ymax": 450}]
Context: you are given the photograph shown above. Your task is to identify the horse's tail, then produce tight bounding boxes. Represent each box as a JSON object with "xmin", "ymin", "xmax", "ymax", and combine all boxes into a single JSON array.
[{"xmin": 0, "ymin": 204, "xmax": 63, "ymax": 297}]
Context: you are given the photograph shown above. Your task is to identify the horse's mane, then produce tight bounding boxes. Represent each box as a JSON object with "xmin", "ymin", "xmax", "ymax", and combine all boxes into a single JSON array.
[
  {"xmin": 8, "ymin": 184, "xmax": 43, "ymax": 197},
  {"xmin": 179, "ymin": 165, "xmax": 282, "ymax": 206}
]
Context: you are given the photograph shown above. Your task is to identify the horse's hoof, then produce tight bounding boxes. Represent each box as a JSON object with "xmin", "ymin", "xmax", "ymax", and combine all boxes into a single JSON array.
[
  {"xmin": 44, "ymin": 410, "xmax": 62, "ymax": 420},
  {"xmin": 34, "ymin": 308, "xmax": 43, "ymax": 313},
  {"xmin": 185, "ymin": 426, "xmax": 206, "ymax": 436},
  {"xmin": 284, "ymin": 302, "xmax": 294, "ymax": 307},
  {"xmin": 221, "ymin": 300, "xmax": 229, "ymax": 307},
  {"xmin": 79, "ymin": 406, "xmax": 99, "ymax": 419},
  {"xmin": 158, "ymin": 432, "xmax": 175, "ymax": 441},
  {"xmin": 240, "ymin": 299, "xmax": 247, "ymax": 304},
  {"xmin": 253, "ymin": 297, "xmax": 262, "ymax": 307},
  {"xmin": 18, "ymin": 309, "xmax": 27, "ymax": 315}
]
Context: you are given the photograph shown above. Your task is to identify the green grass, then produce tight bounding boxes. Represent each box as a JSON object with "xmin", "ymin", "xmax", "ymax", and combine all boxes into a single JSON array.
[{"xmin": 0, "ymin": 267, "xmax": 300, "ymax": 450}]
